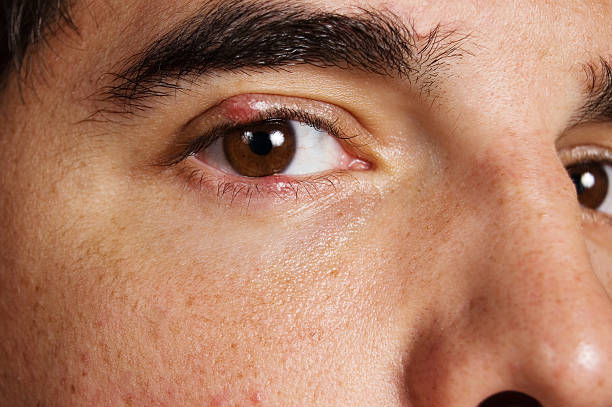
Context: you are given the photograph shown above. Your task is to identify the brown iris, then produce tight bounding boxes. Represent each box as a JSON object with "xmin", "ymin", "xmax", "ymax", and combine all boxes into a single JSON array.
[
  {"xmin": 567, "ymin": 162, "xmax": 609, "ymax": 209},
  {"xmin": 223, "ymin": 120, "xmax": 297, "ymax": 177}
]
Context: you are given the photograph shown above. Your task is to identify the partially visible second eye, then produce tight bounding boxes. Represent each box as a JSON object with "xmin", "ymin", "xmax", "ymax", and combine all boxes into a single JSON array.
[
  {"xmin": 197, "ymin": 119, "xmax": 355, "ymax": 177},
  {"xmin": 567, "ymin": 162, "xmax": 612, "ymax": 215}
]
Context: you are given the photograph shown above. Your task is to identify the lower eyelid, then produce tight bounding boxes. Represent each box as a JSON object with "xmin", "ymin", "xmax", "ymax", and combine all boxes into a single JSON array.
[{"xmin": 176, "ymin": 159, "xmax": 357, "ymax": 207}]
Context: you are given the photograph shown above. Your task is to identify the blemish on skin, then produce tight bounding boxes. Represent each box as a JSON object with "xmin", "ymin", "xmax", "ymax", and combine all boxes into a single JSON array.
[
  {"xmin": 208, "ymin": 391, "xmax": 230, "ymax": 407},
  {"xmin": 328, "ymin": 268, "xmax": 339, "ymax": 277},
  {"xmin": 249, "ymin": 391, "xmax": 263, "ymax": 404}
]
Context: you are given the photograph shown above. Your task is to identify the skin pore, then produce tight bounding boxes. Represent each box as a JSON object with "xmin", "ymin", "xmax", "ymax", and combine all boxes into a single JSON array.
[{"xmin": 0, "ymin": 0, "xmax": 611, "ymax": 406}]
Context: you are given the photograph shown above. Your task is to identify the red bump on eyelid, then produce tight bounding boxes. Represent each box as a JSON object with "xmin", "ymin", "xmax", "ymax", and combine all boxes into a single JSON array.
[{"xmin": 219, "ymin": 94, "xmax": 269, "ymax": 122}]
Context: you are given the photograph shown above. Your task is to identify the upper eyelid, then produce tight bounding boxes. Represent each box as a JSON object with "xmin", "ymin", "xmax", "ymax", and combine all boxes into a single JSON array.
[
  {"xmin": 558, "ymin": 144, "xmax": 612, "ymax": 166},
  {"xmin": 161, "ymin": 109, "xmax": 350, "ymax": 166},
  {"xmin": 158, "ymin": 95, "xmax": 373, "ymax": 167}
]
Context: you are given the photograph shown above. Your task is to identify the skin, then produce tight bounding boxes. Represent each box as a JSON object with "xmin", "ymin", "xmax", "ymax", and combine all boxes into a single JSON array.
[{"xmin": 0, "ymin": 0, "xmax": 611, "ymax": 405}]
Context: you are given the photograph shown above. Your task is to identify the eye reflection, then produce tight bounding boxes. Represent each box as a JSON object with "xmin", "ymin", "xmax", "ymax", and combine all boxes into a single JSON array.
[
  {"xmin": 567, "ymin": 162, "xmax": 610, "ymax": 210},
  {"xmin": 223, "ymin": 120, "xmax": 297, "ymax": 177}
]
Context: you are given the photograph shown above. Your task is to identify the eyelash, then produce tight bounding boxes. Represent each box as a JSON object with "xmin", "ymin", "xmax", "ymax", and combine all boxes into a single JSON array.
[
  {"xmin": 166, "ymin": 107, "xmax": 354, "ymax": 166},
  {"xmin": 165, "ymin": 107, "xmax": 360, "ymax": 204}
]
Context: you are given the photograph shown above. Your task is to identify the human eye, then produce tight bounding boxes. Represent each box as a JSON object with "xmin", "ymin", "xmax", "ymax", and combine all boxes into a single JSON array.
[
  {"xmin": 197, "ymin": 112, "xmax": 361, "ymax": 178},
  {"xmin": 165, "ymin": 94, "xmax": 371, "ymax": 203},
  {"xmin": 562, "ymin": 145, "xmax": 612, "ymax": 218}
]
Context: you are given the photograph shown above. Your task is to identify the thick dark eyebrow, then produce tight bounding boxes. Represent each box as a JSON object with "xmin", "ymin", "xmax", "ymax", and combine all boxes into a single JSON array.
[
  {"xmin": 99, "ymin": 0, "xmax": 468, "ymax": 112},
  {"xmin": 578, "ymin": 58, "xmax": 612, "ymax": 123}
]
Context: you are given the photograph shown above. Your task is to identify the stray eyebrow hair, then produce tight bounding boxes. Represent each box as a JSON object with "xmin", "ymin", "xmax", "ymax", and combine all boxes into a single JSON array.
[{"xmin": 100, "ymin": 0, "xmax": 469, "ymax": 112}]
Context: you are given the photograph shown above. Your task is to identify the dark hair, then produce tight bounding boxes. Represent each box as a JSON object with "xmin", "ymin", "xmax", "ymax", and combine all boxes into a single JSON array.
[{"xmin": 0, "ymin": 0, "xmax": 74, "ymax": 83}]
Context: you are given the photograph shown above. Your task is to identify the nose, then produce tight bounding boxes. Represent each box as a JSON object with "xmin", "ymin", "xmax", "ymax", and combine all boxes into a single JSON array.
[{"xmin": 403, "ymin": 141, "xmax": 612, "ymax": 407}]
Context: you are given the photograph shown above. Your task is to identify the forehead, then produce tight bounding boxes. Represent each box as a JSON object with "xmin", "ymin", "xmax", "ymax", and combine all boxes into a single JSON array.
[{"xmin": 70, "ymin": 0, "xmax": 612, "ymax": 44}]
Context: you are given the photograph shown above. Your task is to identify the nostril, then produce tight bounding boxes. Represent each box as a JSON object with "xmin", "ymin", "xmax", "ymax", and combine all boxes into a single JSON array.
[{"xmin": 478, "ymin": 391, "xmax": 542, "ymax": 407}]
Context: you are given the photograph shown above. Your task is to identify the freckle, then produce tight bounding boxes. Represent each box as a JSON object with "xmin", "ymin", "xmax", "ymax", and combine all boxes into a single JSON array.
[
  {"xmin": 231, "ymin": 343, "xmax": 237, "ymax": 349},
  {"xmin": 34, "ymin": 285, "xmax": 40, "ymax": 292},
  {"xmin": 328, "ymin": 268, "xmax": 339, "ymax": 277},
  {"xmin": 186, "ymin": 296, "xmax": 195, "ymax": 307},
  {"xmin": 70, "ymin": 384, "xmax": 76, "ymax": 394},
  {"xmin": 337, "ymin": 211, "xmax": 343, "ymax": 218}
]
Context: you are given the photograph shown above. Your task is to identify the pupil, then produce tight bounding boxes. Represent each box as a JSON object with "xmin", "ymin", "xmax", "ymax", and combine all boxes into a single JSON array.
[
  {"xmin": 248, "ymin": 131, "xmax": 274, "ymax": 156},
  {"xmin": 570, "ymin": 172, "xmax": 587, "ymax": 195}
]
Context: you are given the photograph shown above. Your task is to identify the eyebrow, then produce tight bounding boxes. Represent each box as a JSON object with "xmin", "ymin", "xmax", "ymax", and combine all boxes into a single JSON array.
[
  {"xmin": 578, "ymin": 58, "xmax": 612, "ymax": 123},
  {"xmin": 99, "ymin": 0, "xmax": 469, "ymax": 112}
]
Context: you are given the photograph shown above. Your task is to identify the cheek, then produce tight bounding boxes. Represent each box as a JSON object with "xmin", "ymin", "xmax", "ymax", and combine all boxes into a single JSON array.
[
  {"xmin": 1, "ymin": 125, "xmax": 460, "ymax": 407},
  {"xmin": 7, "ymin": 174, "xmax": 404, "ymax": 405},
  {"xmin": 584, "ymin": 224, "xmax": 612, "ymax": 294}
]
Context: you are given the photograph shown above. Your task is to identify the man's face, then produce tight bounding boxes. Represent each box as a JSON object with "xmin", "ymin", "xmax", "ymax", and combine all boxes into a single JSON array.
[{"xmin": 0, "ymin": 0, "xmax": 611, "ymax": 405}]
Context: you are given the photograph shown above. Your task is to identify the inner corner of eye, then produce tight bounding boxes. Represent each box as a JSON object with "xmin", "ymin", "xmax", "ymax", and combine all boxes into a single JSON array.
[{"xmin": 347, "ymin": 158, "xmax": 372, "ymax": 171}]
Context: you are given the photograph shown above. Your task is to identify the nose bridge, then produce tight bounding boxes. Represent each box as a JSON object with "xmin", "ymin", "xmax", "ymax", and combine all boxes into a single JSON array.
[
  {"xmin": 405, "ymin": 140, "xmax": 612, "ymax": 406},
  {"xmin": 474, "ymin": 140, "xmax": 594, "ymax": 297},
  {"xmin": 470, "ymin": 147, "xmax": 612, "ymax": 404}
]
